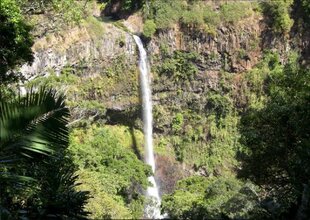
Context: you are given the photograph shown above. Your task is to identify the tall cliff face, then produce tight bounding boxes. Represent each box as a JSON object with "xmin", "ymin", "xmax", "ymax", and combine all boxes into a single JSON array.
[
  {"xmin": 144, "ymin": 15, "xmax": 262, "ymax": 133},
  {"xmin": 149, "ymin": 17, "xmax": 262, "ymax": 73},
  {"xmin": 20, "ymin": 21, "xmax": 137, "ymax": 80},
  {"xmin": 20, "ymin": 18, "xmax": 144, "ymax": 124}
]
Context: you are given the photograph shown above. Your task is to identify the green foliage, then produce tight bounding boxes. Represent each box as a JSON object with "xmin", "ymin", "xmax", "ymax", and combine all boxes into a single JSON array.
[
  {"xmin": 293, "ymin": 0, "xmax": 310, "ymax": 25},
  {"xmin": 157, "ymin": 50, "xmax": 199, "ymax": 82},
  {"xmin": 239, "ymin": 52, "xmax": 310, "ymax": 217},
  {"xmin": 301, "ymin": 0, "xmax": 310, "ymax": 21},
  {"xmin": 262, "ymin": 0, "xmax": 294, "ymax": 34},
  {"xmin": 0, "ymin": 87, "xmax": 89, "ymax": 218},
  {"xmin": 145, "ymin": 0, "xmax": 256, "ymax": 37},
  {"xmin": 180, "ymin": 2, "xmax": 220, "ymax": 35},
  {"xmin": 52, "ymin": 0, "xmax": 84, "ymax": 24},
  {"xmin": 162, "ymin": 176, "xmax": 265, "ymax": 219},
  {"xmin": 121, "ymin": 0, "xmax": 144, "ymax": 12},
  {"xmin": 69, "ymin": 125, "xmax": 150, "ymax": 219},
  {"xmin": 153, "ymin": 64, "xmax": 247, "ymax": 174},
  {"xmin": 202, "ymin": 113, "xmax": 240, "ymax": 175},
  {"xmin": 0, "ymin": 87, "xmax": 69, "ymax": 159},
  {"xmin": 161, "ymin": 176, "xmax": 210, "ymax": 219},
  {"xmin": 201, "ymin": 5, "xmax": 221, "ymax": 36},
  {"xmin": 153, "ymin": 53, "xmax": 308, "ymax": 215},
  {"xmin": 158, "ymin": 104, "xmax": 240, "ymax": 176},
  {"xmin": 147, "ymin": 0, "xmax": 185, "ymax": 29},
  {"xmin": 220, "ymin": 2, "xmax": 253, "ymax": 24},
  {"xmin": 181, "ymin": 3, "xmax": 205, "ymax": 26},
  {"xmin": 83, "ymin": 15, "xmax": 105, "ymax": 37},
  {"xmin": 28, "ymin": 155, "xmax": 90, "ymax": 219},
  {"xmin": 172, "ymin": 113, "xmax": 184, "ymax": 133},
  {"xmin": 18, "ymin": 0, "xmax": 87, "ymax": 25},
  {"xmin": 17, "ymin": 0, "xmax": 55, "ymax": 12},
  {"xmin": 102, "ymin": 0, "xmax": 145, "ymax": 13},
  {"xmin": 206, "ymin": 92, "xmax": 233, "ymax": 119},
  {"xmin": 0, "ymin": 0, "xmax": 33, "ymax": 84},
  {"xmin": 143, "ymin": 19, "xmax": 156, "ymax": 38}
]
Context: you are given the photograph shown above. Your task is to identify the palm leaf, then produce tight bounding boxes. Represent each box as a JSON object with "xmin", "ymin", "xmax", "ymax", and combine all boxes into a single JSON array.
[
  {"xmin": 0, "ymin": 87, "xmax": 69, "ymax": 158},
  {"xmin": 0, "ymin": 87, "xmax": 89, "ymax": 218},
  {"xmin": 0, "ymin": 86, "xmax": 70, "ymax": 186}
]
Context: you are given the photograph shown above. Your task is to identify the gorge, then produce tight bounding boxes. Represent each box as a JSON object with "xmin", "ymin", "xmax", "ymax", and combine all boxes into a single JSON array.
[{"xmin": 1, "ymin": 0, "xmax": 310, "ymax": 219}]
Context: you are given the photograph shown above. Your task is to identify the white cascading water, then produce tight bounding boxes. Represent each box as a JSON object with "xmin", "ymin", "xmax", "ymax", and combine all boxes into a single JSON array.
[{"xmin": 133, "ymin": 35, "xmax": 162, "ymax": 219}]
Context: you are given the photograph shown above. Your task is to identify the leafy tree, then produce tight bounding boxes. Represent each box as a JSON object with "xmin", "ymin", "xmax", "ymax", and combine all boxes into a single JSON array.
[
  {"xmin": 0, "ymin": 0, "xmax": 33, "ymax": 84},
  {"xmin": 239, "ymin": 53, "xmax": 310, "ymax": 218},
  {"xmin": 157, "ymin": 50, "xmax": 199, "ymax": 82},
  {"xmin": 146, "ymin": 0, "xmax": 185, "ymax": 29},
  {"xmin": 299, "ymin": 0, "xmax": 310, "ymax": 24},
  {"xmin": 69, "ymin": 125, "xmax": 151, "ymax": 219},
  {"xmin": 143, "ymin": 19, "xmax": 156, "ymax": 38},
  {"xmin": 0, "ymin": 87, "xmax": 69, "ymax": 178},
  {"xmin": 162, "ymin": 176, "xmax": 265, "ymax": 219},
  {"xmin": 28, "ymin": 155, "xmax": 90, "ymax": 219},
  {"xmin": 205, "ymin": 92, "xmax": 233, "ymax": 120},
  {"xmin": 261, "ymin": 0, "xmax": 294, "ymax": 34},
  {"xmin": 145, "ymin": 0, "xmax": 255, "ymax": 36}
]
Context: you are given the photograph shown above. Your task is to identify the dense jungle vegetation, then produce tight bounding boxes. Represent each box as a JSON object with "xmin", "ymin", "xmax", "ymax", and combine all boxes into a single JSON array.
[{"xmin": 1, "ymin": 0, "xmax": 310, "ymax": 219}]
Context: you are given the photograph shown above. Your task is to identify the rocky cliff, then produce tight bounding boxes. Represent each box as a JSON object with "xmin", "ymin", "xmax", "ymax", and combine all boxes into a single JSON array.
[
  {"xmin": 20, "ymin": 16, "xmax": 143, "ymax": 119},
  {"xmin": 149, "ymin": 17, "xmax": 262, "ymax": 73},
  {"xmin": 20, "ymin": 20, "xmax": 136, "ymax": 80}
]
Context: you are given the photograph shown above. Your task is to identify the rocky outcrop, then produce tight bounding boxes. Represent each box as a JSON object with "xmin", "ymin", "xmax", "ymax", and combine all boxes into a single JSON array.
[
  {"xmin": 148, "ymin": 16, "xmax": 262, "ymax": 73},
  {"xmin": 145, "ymin": 16, "xmax": 264, "ymax": 135},
  {"xmin": 20, "ymin": 21, "xmax": 137, "ymax": 80}
]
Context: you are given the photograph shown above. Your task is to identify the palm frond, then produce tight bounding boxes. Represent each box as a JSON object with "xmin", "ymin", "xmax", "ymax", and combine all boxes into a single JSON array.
[
  {"xmin": 0, "ymin": 86, "xmax": 89, "ymax": 219},
  {"xmin": 0, "ymin": 86, "xmax": 69, "ymax": 158},
  {"xmin": 0, "ymin": 86, "xmax": 70, "ymax": 190}
]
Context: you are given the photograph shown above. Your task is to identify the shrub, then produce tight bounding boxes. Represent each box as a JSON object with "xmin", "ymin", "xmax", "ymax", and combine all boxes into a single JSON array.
[
  {"xmin": 52, "ymin": 0, "xmax": 84, "ymax": 24},
  {"xmin": 206, "ymin": 93, "xmax": 233, "ymax": 118},
  {"xmin": 302, "ymin": 0, "xmax": 310, "ymax": 18},
  {"xmin": 172, "ymin": 113, "xmax": 184, "ymax": 132},
  {"xmin": 143, "ymin": 19, "xmax": 156, "ymax": 38},
  {"xmin": 144, "ymin": 1, "xmax": 255, "ymax": 37},
  {"xmin": 147, "ymin": 0, "xmax": 185, "ymax": 29},
  {"xmin": 162, "ymin": 176, "xmax": 264, "ymax": 219},
  {"xmin": 203, "ymin": 6, "xmax": 220, "ymax": 35},
  {"xmin": 220, "ymin": 2, "xmax": 253, "ymax": 24},
  {"xmin": 181, "ymin": 3, "xmax": 205, "ymax": 26},
  {"xmin": 70, "ymin": 125, "xmax": 150, "ymax": 219},
  {"xmin": 262, "ymin": 0, "xmax": 294, "ymax": 34},
  {"xmin": 157, "ymin": 51, "xmax": 199, "ymax": 82}
]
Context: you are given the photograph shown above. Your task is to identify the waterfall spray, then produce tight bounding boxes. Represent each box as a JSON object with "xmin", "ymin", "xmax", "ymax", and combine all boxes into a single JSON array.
[{"xmin": 133, "ymin": 35, "xmax": 162, "ymax": 219}]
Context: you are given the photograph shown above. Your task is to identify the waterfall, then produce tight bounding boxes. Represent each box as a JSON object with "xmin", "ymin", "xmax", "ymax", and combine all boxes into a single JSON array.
[{"xmin": 133, "ymin": 35, "xmax": 162, "ymax": 219}]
